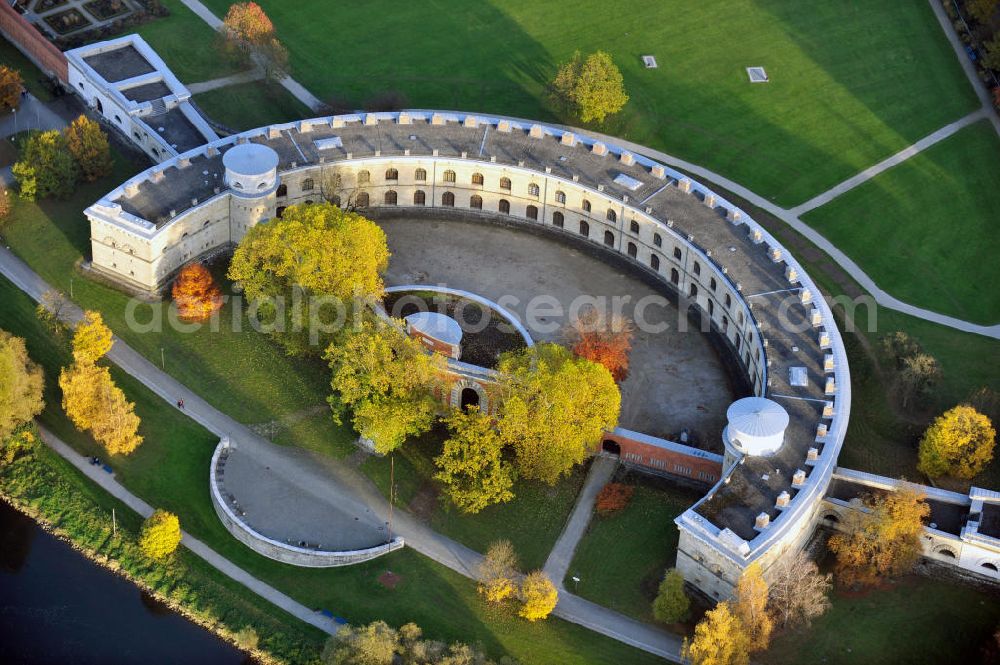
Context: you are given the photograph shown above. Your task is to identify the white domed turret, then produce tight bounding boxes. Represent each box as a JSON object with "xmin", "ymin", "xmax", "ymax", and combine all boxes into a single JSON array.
[
  {"xmin": 405, "ymin": 312, "xmax": 463, "ymax": 360},
  {"xmin": 223, "ymin": 142, "xmax": 279, "ymax": 196},
  {"xmin": 723, "ymin": 397, "xmax": 789, "ymax": 467}
]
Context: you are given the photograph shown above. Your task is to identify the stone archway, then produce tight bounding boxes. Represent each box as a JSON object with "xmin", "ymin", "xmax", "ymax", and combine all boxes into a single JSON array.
[
  {"xmin": 450, "ymin": 379, "xmax": 488, "ymax": 414},
  {"xmin": 460, "ymin": 387, "xmax": 480, "ymax": 411}
]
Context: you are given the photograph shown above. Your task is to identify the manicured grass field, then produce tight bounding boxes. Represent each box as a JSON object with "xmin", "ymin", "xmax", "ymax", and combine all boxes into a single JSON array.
[
  {"xmin": 194, "ymin": 0, "xmax": 977, "ymax": 206},
  {"xmin": 363, "ymin": 428, "xmax": 587, "ymax": 571},
  {"xmin": 803, "ymin": 120, "xmax": 1000, "ymax": 325},
  {"xmin": 564, "ymin": 479, "xmax": 703, "ymax": 622},
  {"xmin": 193, "ymin": 80, "xmax": 311, "ymax": 132},
  {"xmin": 0, "ymin": 274, "xmax": 667, "ymax": 665}
]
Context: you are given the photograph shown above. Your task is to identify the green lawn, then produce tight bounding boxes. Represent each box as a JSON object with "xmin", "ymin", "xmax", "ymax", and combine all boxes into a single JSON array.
[
  {"xmin": 803, "ymin": 120, "xmax": 1000, "ymax": 325},
  {"xmin": 564, "ymin": 479, "xmax": 703, "ymax": 622},
  {"xmin": 0, "ymin": 273, "xmax": 666, "ymax": 665},
  {"xmin": 362, "ymin": 427, "xmax": 587, "ymax": 571},
  {"xmin": 193, "ymin": 80, "xmax": 311, "ymax": 132},
  {"xmin": 0, "ymin": 38, "xmax": 56, "ymax": 101},
  {"xmin": 194, "ymin": 0, "xmax": 977, "ymax": 207},
  {"xmin": 765, "ymin": 575, "xmax": 1000, "ymax": 665}
]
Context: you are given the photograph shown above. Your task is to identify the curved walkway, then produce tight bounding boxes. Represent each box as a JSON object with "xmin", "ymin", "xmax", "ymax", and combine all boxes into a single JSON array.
[{"xmin": 0, "ymin": 245, "xmax": 684, "ymax": 662}]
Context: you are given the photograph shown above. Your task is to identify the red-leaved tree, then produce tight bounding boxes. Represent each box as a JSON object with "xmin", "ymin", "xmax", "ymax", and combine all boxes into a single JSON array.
[{"xmin": 564, "ymin": 307, "xmax": 634, "ymax": 383}]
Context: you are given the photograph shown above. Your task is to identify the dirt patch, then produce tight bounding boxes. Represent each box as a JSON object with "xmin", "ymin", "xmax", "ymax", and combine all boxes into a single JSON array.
[
  {"xmin": 406, "ymin": 481, "xmax": 440, "ymax": 521},
  {"xmin": 377, "ymin": 570, "xmax": 402, "ymax": 590}
]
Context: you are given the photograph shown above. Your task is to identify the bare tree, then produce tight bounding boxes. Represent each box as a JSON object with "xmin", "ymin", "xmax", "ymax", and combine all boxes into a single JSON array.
[{"xmin": 767, "ymin": 550, "xmax": 832, "ymax": 630}]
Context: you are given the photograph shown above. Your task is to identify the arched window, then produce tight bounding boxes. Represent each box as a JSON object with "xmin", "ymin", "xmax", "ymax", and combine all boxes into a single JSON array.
[
  {"xmin": 442, "ymin": 191, "xmax": 455, "ymax": 206},
  {"xmin": 708, "ymin": 300, "xmax": 715, "ymax": 316},
  {"xmin": 693, "ymin": 261, "xmax": 701, "ymax": 276},
  {"xmin": 470, "ymin": 194, "xmax": 483, "ymax": 209},
  {"xmin": 722, "ymin": 316, "xmax": 729, "ymax": 333},
  {"xmin": 604, "ymin": 230, "xmax": 615, "ymax": 247},
  {"xmin": 302, "ymin": 178, "xmax": 314, "ymax": 191},
  {"xmin": 385, "ymin": 168, "xmax": 399, "ymax": 181},
  {"xmin": 630, "ymin": 219, "xmax": 639, "ymax": 234},
  {"xmin": 384, "ymin": 190, "xmax": 397, "ymax": 205},
  {"xmin": 689, "ymin": 283, "xmax": 698, "ymax": 298},
  {"xmin": 499, "ymin": 199, "xmax": 510, "ymax": 214},
  {"xmin": 582, "ymin": 199, "xmax": 591, "ymax": 213},
  {"xmin": 443, "ymin": 170, "xmax": 456, "ymax": 183},
  {"xmin": 579, "ymin": 220, "xmax": 589, "ymax": 237},
  {"xmin": 710, "ymin": 277, "xmax": 717, "ymax": 291},
  {"xmin": 471, "ymin": 172, "xmax": 484, "ymax": 185},
  {"xmin": 553, "ymin": 211, "xmax": 564, "ymax": 228},
  {"xmin": 276, "ymin": 206, "xmax": 287, "ymax": 218},
  {"xmin": 276, "ymin": 183, "xmax": 287, "ymax": 197},
  {"xmin": 627, "ymin": 242, "xmax": 637, "ymax": 258},
  {"xmin": 414, "ymin": 190, "xmax": 426, "ymax": 205},
  {"xmin": 358, "ymin": 170, "xmax": 370, "ymax": 184},
  {"xmin": 500, "ymin": 177, "xmax": 511, "ymax": 190},
  {"xmin": 653, "ymin": 233, "xmax": 662, "ymax": 248},
  {"xmin": 356, "ymin": 192, "xmax": 369, "ymax": 207},
  {"xmin": 983, "ymin": 562, "xmax": 998, "ymax": 572},
  {"xmin": 526, "ymin": 205, "xmax": 538, "ymax": 220},
  {"xmin": 415, "ymin": 168, "xmax": 427, "ymax": 181},
  {"xmin": 725, "ymin": 294, "xmax": 732, "ymax": 308},
  {"xmin": 738, "ymin": 311, "xmax": 745, "ymax": 326},
  {"xmin": 671, "ymin": 268, "xmax": 679, "ymax": 285},
  {"xmin": 555, "ymin": 190, "xmax": 566, "ymax": 204},
  {"xmin": 673, "ymin": 246, "xmax": 682, "ymax": 260},
  {"xmin": 651, "ymin": 254, "xmax": 660, "ymax": 271},
  {"xmin": 528, "ymin": 183, "xmax": 540, "ymax": 197},
  {"xmin": 607, "ymin": 209, "xmax": 617, "ymax": 222}
]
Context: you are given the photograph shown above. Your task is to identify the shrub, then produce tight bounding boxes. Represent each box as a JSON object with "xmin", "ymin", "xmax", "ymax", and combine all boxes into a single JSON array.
[
  {"xmin": 595, "ymin": 482, "xmax": 634, "ymax": 516},
  {"xmin": 234, "ymin": 625, "xmax": 260, "ymax": 650},
  {"xmin": 652, "ymin": 569, "xmax": 689, "ymax": 623}
]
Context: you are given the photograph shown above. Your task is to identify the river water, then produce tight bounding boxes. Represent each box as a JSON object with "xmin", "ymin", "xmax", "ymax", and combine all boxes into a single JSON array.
[{"xmin": 0, "ymin": 499, "xmax": 246, "ymax": 665}]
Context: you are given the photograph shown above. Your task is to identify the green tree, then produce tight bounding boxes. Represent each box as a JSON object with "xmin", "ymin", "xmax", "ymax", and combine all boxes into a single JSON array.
[
  {"xmin": 0, "ymin": 329, "xmax": 45, "ymax": 441},
  {"xmin": 681, "ymin": 601, "xmax": 751, "ymax": 665},
  {"xmin": 64, "ymin": 115, "xmax": 113, "ymax": 182},
  {"xmin": 139, "ymin": 509, "xmax": 182, "ymax": 559},
  {"xmin": 228, "ymin": 202, "xmax": 389, "ymax": 354},
  {"xmin": 495, "ymin": 343, "xmax": 620, "ymax": 484},
  {"xmin": 551, "ymin": 50, "xmax": 629, "ymax": 123},
  {"xmin": 652, "ymin": 568, "xmax": 689, "ymax": 623},
  {"xmin": 12, "ymin": 130, "xmax": 79, "ymax": 200},
  {"xmin": 434, "ymin": 407, "xmax": 515, "ymax": 513},
  {"xmin": 918, "ymin": 405, "xmax": 995, "ymax": 479},
  {"xmin": 984, "ymin": 34, "xmax": 1000, "ymax": 72},
  {"xmin": 828, "ymin": 486, "xmax": 929, "ymax": 587},
  {"xmin": 325, "ymin": 319, "xmax": 442, "ymax": 454},
  {"xmin": 1, "ymin": 427, "xmax": 37, "ymax": 466}
]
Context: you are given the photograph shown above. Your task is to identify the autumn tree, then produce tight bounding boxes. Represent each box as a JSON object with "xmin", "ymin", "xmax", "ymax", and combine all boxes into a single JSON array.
[
  {"xmin": 172, "ymin": 262, "xmax": 224, "ymax": 321},
  {"xmin": 967, "ymin": 0, "xmax": 999, "ymax": 23},
  {"xmin": 321, "ymin": 620, "xmax": 497, "ymax": 665},
  {"xmin": 0, "ymin": 66, "xmax": 22, "ymax": 111},
  {"xmin": 325, "ymin": 319, "xmax": 442, "ymax": 454},
  {"xmin": 880, "ymin": 331, "xmax": 940, "ymax": 408},
  {"xmin": 12, "ymin": 130, "xmax": 79, "ymax": 201},
  {"xmin": 918, "ymin": 405, "xmax": 995, "ymax": 479},
  {"xmin": 476, "ymin": 539, "xmax": 519, "ymax": 604},
  {"xmin": 518, "ymin": 570, "xmax": 558, "ymax": 621},
  {"xmin": 64, "ymin": 115, "xmax": 113, "ymax": 182},
  {"xmin": 36, "ymin": 290, "xmax": 70, "ymax": 338},
  {"xmin": 228, "ymin": 202, "xmax": 389, "ymax": 354},
  {"xmin": 828, "ymin": 486, "xmax": 930, "ymax": 587},
  {"xmin": 0, "ymin": 329, "xmax": 45, "ymax": 441},
  {"xmin": 652, "ymin": 568, "xmax": 689, "ymax": 624},
  {"xmin": 1, "ymin": 428, "xmax": 37, "ymax": 466},
  {"xmin": 551, "ymin": 50, "xmax": 629, "ymax": 123},
  {"xmin": 986, "ymin": 34, "xmax": 1000, "ymax": 73},
  {"xmin": 220, "ymin": 2, "xmax": 289, "ymax": 77},
  {"xmin": 563, "ymin": 308, "xmax": 633, "ymax": 382},
  {"xmin": 681, "ymin": 601, "xmax": 751, "ymax": 665},
  {"xmin": 434, "ymin": 406, "xmax": 515, "ymax": 514},
  {"xmin": 0, "ymin": 187, "xmax": 10, "ymax": 224},
  {"xmin": 71, "ymin": 310, "xmax": 114, "ymax": 365},
  {"xmin": 139, "ymin": 509, "xmax": 182, "ymax": 559},
  {"xmin": 494, "ymin": 342, "xmax": 620, "ymax": 484},
  {"xmin": 732, "ymin": 562, "xmax": 773, "ymax": 653},
  {"xmin": 766, "ymin": 550, "xmax": 831, "ymax": 629}
]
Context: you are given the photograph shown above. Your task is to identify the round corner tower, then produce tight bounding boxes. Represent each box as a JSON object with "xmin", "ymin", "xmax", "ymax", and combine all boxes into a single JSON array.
[
  {"xmin": 722, "ymin": 396, "xmax": 790, "ymax": 470},
  {"xmin": 223, "ymin": 142, "xmax": 281, "ymax": 239}
]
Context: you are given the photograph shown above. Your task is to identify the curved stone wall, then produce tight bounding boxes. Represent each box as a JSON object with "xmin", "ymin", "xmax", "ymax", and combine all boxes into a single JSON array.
[{"xmin": 210, "ymin": 441, "xmax": 403, "ymax": 567}]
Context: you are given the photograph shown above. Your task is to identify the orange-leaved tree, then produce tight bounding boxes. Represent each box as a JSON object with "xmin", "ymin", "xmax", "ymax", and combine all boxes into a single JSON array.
[
  {"xmin": 0, "ymin": 66, "xmax": 22, "ymax": 112},
  {"xmin": 172, "ymin": 262, "xmax": 223, "ymax": 321},
  {"xmin": 64, "ymin": 115, "xmax": 113, "ymax": 182},
  {"xmin": 220, "ymin": 2, "xmax": 288, "ymax": 77},
  {"xmin": 564, "ymin": 307, "xmax": 634, "ymax": 383}
]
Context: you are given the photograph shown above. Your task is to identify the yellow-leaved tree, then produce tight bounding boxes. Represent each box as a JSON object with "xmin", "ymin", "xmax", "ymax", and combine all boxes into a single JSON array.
[
  {"xmin": 682, "ymin": 601, "xmax": 751, "ymax": 665},
  {"xmin": 495, "ymin": 342, "xmax": 620, "ymax": 484},
  {"xmin": 518, "ymin": 570, "xmax": 558, "ymax": 621},
  {"xmin": 476, "ymin": 539, "xmax": 519, "ymax": 604},
  {"xmin": 0, "ymin": 329, "xmax": 45, "ymax": 441},
  {"xmin": 434, "ymin": 406, "xmax": 515, "ymax": 514},
  {"xmin": 918, "ymin": 405, "xmax": 995, "ymax": 479},
  {"xmin": 732, "ymin": 562, "xmax": 773, "ymax": 653},
  {"xmin": 71, "ymin": 310, "xmax": 114, "ymax": 365},
  {"xmin": 139, "ymin": 509, "xmax": 182, "ymax": 559},
  {"xmin": 551, "ymin": 50, "xmax": 629, "ymax": 123},
  {"xmin": 828, "ymin": 486, "xmax": 929, "ymax": 587},
  {"xmin": 64, "ymin": 115, "xmax": 112, "ymax": 182}
]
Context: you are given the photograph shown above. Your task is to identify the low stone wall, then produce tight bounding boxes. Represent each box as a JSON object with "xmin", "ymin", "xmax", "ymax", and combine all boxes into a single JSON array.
[{"xmin": 210, "ymin": 441, "xmax": 403, "ymax": 567}]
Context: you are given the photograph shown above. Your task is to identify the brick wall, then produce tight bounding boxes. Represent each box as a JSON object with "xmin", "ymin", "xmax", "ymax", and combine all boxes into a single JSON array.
[
  {"xmin": 602, "ymin": 430, "xmax": 722, "ymax": 484},
  {"xmin": 0, "ymin": 3, "xmax": 68, "ymax": 83}
]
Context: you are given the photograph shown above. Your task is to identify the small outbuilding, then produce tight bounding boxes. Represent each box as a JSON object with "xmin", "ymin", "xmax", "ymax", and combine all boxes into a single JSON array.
[{"xmin": 404, "ymin": 312, "xmax": 463, "ymax": 360}]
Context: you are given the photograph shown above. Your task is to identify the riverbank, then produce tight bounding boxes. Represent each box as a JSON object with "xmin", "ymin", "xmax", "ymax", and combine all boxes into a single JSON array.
[{"xmin": 0, "ymin": 426, "xmax": 327, "ymax": 665}]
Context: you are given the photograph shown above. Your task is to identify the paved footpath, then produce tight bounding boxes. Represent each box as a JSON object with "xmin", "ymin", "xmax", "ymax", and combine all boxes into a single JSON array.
[
  {"xmin": 544, "ymin": 454, "xmax": 618, "ymax": 585},
  {"xmin": 187, "ymin": 69, "xmax": 265, "ymax": 95},
  {"xmin": 0, "ymin": 244, "xmax": 684, "ymax": 662}
]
